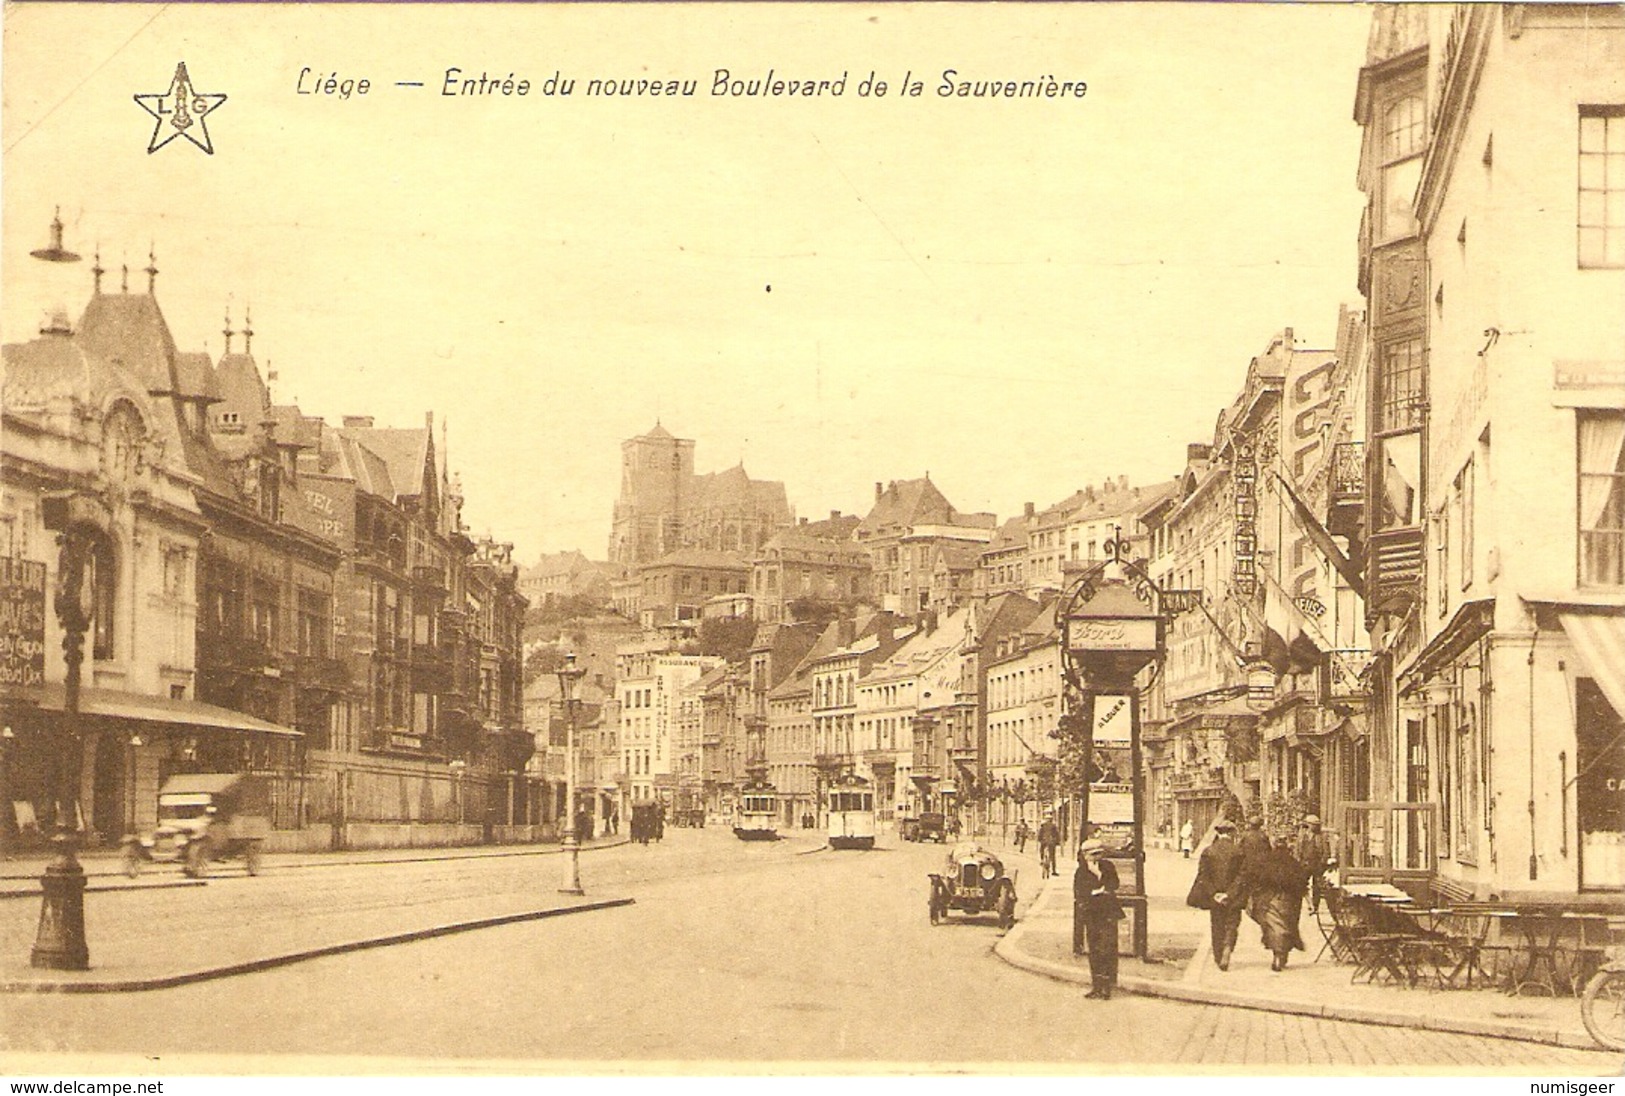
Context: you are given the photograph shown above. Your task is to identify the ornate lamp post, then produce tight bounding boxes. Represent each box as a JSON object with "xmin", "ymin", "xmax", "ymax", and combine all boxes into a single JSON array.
[
  {"xmin": 555, "ymin": 653, "xmax": 586, "ymax": 896},
  {"xmin": 32, "ymin": 493, "xmax": 104, "ymax": 970}
]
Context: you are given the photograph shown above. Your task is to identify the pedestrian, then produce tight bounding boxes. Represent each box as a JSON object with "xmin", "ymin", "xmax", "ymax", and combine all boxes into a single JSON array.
[
  {"xmin": 1239, "ymin": 813, "xmax": 1270, "ymax": 863},
  {"xmin": 1037, "ymin": 816, "xmax": 1060, "ymax": 879},
  {"xmin": 1294, "ymin": 814, "xmax": 1333, "ymax": 913},
  {"xmin": 1179, "ymin": 818, "xmax": 1195, "ymax": 859},
  {"xmin": 1072, "ymin": 839, "xmax": 1124, "ymax": 999},
  {"xmin": 1014, "ymin": 819, "xmax": 1030, "ymax": 853},
  {"xmin": 1243, "ymin": 830, "xmax": 1309, "ymax": 971},
  {"xmin": 1185, "ymin": 817, "xmax": 1244, "ymax": 970}
]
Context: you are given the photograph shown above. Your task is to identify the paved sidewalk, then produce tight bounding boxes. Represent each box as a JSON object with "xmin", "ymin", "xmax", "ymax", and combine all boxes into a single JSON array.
[
  {"xmin": 0, "ymin": 839, "xmax": 634, "ymax": 992},
  {"xmin": 995, "ymin": 842, "xmax": 1604, "ymax": 1052}
]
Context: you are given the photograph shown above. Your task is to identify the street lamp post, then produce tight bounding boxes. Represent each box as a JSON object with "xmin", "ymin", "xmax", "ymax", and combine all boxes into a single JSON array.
[
  {"xmin": 0, "ymin": 725, "xmax": 14, "ymax": 860},
  {"xmin": 555, "ymin": 653, "xmax": 586, "ymax": 896},
  {"xmin": 126, "ymin": 733, "xmax": 143, "ymax": 836},
  {"xmin": 449, "ymin": 759, "xmax": 466, "ymax": 829},
  {"xmin": 32, "ymin": 507, "xmax": 97, "ymax": 971}
]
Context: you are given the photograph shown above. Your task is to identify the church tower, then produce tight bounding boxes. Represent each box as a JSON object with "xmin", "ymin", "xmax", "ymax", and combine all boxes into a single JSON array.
[{"xmin": 610, "ymin": 423, "xmax": 694, "ymax": 565}]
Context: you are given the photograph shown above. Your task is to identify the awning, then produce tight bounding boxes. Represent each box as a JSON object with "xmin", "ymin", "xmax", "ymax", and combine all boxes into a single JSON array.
[
  {"xmin": 1562, "ymin": 611, "xmax": 1625, "ymax": 718},
  {"xmin": 5, "ymin": 684, "xmax": 301, "ymax": 737},
  {"xmin": 1407, "ymin": 598, "xmax": 1495, "ymax": 681}
]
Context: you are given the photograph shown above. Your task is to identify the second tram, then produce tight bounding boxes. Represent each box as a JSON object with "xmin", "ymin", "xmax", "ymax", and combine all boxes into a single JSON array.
[
  {"xmin": 826, "ymin": 773, "xmax": 876, "ymax": 850},
  {"xmin": 733, "ymin": 781, "xmax": 780, "ymax": 841}
]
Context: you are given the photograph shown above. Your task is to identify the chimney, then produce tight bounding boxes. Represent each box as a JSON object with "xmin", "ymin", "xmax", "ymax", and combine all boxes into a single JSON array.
[
  {"xmin": 343, "ymin": 415, "xmax": 375, "ymax": 429},
  {"xmin": 426, "ymin": 410, "xmax": 434, "ymax": 431},
  {"xmin": 1023, "ymin": 502, "xmax": 1035, "ymax": 519},
  {"xmin": 875, "ymin": 482, "xmax": 883, "ymax": 502},
  {"xmin": 1119, "ymin": 475, "xmax": 1128, "ymax": 490},
  {"xmin": 1187, "ymin": 443, "xmax": 1212, "ymax": 463},
  {"xmin": 838, "ymin": 618, "xmax": 856, "ymax": 646},
  {"xmin": 830, "ymin": 510, "xmax": 840, "ymax": 521}
]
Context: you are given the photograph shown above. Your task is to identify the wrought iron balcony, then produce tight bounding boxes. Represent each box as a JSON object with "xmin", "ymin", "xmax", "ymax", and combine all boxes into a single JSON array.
[{"xmin": 1328, "ymin": 442, "xmax": 1366, "ymax": 542}]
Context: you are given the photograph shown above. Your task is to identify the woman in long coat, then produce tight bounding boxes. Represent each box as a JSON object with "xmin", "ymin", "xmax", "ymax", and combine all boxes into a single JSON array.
[
  {"xmin": 1244, "ymin": 832, "xmax": 1309, "ymax": 971},
  {"xmin": 1073, "ymin": 839, "xmax": 1125, "ymax": 998}
]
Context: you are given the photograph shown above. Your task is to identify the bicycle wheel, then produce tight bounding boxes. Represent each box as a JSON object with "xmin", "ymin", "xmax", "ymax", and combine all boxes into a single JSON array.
[{"xmin": 1581, "ymin": 969, "xmax": 1625, "ymax": 1051}]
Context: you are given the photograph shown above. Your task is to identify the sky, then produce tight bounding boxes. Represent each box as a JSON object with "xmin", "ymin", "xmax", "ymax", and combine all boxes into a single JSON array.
[{"xmin": 2, "ymin": 2, "xmax": 1372, "ymax": 563}]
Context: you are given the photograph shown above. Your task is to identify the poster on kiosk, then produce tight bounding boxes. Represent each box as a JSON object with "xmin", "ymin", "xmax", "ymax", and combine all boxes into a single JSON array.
[{"xmin": 1087, "ymin": 694, "xmax": 1136, "ymax": 857}]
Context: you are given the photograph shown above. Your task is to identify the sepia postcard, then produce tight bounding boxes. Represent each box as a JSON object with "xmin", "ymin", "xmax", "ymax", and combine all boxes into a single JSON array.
[{"xmin": 2, "ymin": 0, "xmax": 1623, "ymax": 1085}]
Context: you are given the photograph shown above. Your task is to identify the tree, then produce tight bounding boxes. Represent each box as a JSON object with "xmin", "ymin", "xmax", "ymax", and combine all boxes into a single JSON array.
[
  {"xmin": 686, "ymin": 617, "xmax": 758, "ymax": 663},
  {"xmin": 787, "ymin": 596, "xmax": 843, "ymax": 628},
  {"xmin": 523, "ymin": 645, "xmax": 566, "ymax": 686}
]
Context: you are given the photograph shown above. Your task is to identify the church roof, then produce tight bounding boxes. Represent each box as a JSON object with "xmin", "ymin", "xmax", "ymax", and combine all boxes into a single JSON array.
[{"xmin": 644, "ymin": 422, "xmax": 675, "ymax": 440}]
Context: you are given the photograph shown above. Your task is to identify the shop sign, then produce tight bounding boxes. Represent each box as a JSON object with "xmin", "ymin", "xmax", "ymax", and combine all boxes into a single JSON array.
[
  {"xmin": 0, "ymin": 557, "xmax": 47, "ymax": 688},
  {"xmin": 1067, "ymin": 618, "xmax": 1157, "ymax": 653}
]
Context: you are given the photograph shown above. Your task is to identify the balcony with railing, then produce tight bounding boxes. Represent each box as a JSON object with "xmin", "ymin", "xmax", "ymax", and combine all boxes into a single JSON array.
[{"xmin": 1328, "ymin": 441, "xmax": 1366, "ymax": 539}]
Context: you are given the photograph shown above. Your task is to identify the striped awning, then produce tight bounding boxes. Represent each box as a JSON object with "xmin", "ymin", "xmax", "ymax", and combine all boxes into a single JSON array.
[{"xmin": 1561, "ymin": 611, "xmax": 1625, "ymax": 718}]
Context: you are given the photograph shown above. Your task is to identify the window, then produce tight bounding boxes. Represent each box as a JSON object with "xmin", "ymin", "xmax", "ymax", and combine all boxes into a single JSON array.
[
  {"xmin": 1456, "ymin": 460, "xmax": 1474, "ymax": 591},
  {"xmin": 1378, "ymin": 93, "xmax": 1425, "ymax": 243},
  {"xmin": 1579, "ymin": 108, "xmax": 1625, "ymax": 268},
  {"xmin": 1579, "ymin": 410, "xmax": 1625, "ymax": 587},
  {"xmin": 1376, "ymin": 337, "xmax": 1425, "ymax": 434},
  {"xmin": 297, "ymin": 588, "xmax": 332, "ymax": 658},
  {"xmin": 89, "ymin": 534, "xmax": 116, "ymax": 660}
]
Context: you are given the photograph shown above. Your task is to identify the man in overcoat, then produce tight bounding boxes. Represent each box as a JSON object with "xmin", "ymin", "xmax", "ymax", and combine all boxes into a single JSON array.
[
  {"xmin": 1294, "ymin": 814, "xmax": 1333, "ymax": 913},
  {"xmin": 1073, "ymin": 839, "xmax": 1124, "ymax": 999},
  {"xmin": 1185, "ymin": 818, "xmax": 1245, "ymax": 970}
]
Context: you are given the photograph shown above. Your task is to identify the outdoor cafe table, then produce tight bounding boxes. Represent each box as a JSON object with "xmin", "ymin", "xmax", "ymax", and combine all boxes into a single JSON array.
[{"xmin": 1473, "ymin": 907, "xmax": 1615, "ymax": 997}]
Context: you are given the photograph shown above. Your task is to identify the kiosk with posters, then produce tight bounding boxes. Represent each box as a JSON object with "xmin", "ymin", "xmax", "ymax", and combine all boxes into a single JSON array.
[{"xmin": 1056, "ymin": 531, "xmax": 1200, "ymax": 959}]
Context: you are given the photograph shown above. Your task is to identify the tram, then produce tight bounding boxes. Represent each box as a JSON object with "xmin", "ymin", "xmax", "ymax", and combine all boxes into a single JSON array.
[
  {"xmin": 826, "ymin": 772, "xmax": 876, "ymax": 850},
  {"xmin": 733, "ymin": 780, "xmax": 780, "ymax": 841}
]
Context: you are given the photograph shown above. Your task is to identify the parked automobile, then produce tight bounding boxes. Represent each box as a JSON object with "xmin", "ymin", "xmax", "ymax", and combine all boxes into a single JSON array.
[
  {"xmin": 913, "ymin": 811, "xmax": 947, "ymax": 843},
  {"xmin": 928, "ymin": 842, "xmax": 1017, "ymax": 929},
  {"xmin": 122, "ymin": 773, "xmax": 270, "ymax": 878}
]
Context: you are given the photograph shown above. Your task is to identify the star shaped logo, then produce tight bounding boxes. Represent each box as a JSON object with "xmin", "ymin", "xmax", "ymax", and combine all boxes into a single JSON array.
[{"xmin": 135, "ymin": 62, "xmax": 227, "ymax": 155}]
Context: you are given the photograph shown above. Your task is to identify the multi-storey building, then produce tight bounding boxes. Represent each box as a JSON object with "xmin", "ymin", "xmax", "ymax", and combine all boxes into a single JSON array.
[
  {"xmin": 856, "ymin": 477, "xmax": 996, "ymax": 614},
  {"xmin": 985, "ymin": 612, "xmax": 1062, "ymax": 827},
  {"xmin": 850, "ymin": 609, "xmax": 970, "ymax": 821},
  {"xmin": 615, "ymin": 642, "xmax": 723, "ymax": 807},
  {"xmin": 750, "ymin": 517, "xmax": 871, "ymax": 624},
  {"xmin": 1350, "ymin": 4, "xmax": 1625, "ymax": 899},
  {"xmin": 612, "ymin": 548, "xmax": 749, "ymax": 627},
  {"xmin": 977, "ymin": 509, "xmax": 1032, "ymax": 599},
  {"xmin": 744, "ymin": 621, "xmax": 821, "ymax": 825},
  {"xmin": 3, "ymin": 266, "xmax": 217, "ymax": 848}
]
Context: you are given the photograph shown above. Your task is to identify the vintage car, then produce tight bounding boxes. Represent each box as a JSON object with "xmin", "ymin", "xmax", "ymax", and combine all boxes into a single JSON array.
[
  {"xmin": 928, "ymin": 842, "xmax": 1017, "ymax": 929},
  {"xmin": 122, "ymin": 773, "xmax": 271, "ymax": 878},
  {"xmin": 902, "ymin": 811, "xmax": 947, "ymax": 843}
]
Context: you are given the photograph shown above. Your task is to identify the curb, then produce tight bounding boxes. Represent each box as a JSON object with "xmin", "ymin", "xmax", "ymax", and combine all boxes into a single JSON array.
[
  {"xmin": 0, "ymin": 879, "xmax": 207, "ymax": 900},
  {"xmin": 0, "ymin": 837, "xmax": 633, "ymax": 882},
  {"xmin": 993, "ymin": 880, "xmax": 1602, "ymax": 1053},
  {"xmin": 0, "ymin": 897, "xmax": 636, "ymax": 994}
]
